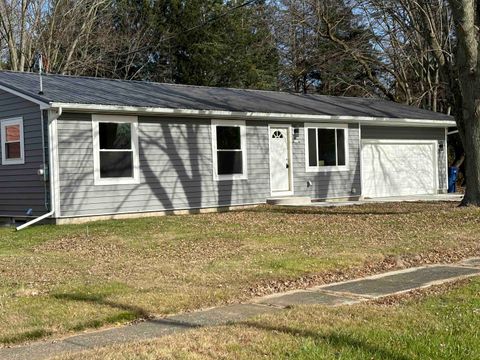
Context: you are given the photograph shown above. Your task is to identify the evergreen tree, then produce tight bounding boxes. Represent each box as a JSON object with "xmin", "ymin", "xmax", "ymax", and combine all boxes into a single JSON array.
[{"xmin": 158, "ymin": 0, "xmax": 279, "ymax": 89}]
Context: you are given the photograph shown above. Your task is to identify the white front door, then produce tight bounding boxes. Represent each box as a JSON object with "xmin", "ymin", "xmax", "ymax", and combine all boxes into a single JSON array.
[
  {"xmin": 362, "ymin": 141, "xmax": 437, "ymax": 198},
  {"xmin": 269, "ymin": 126, "xmax": 292, "ymax": 194}
]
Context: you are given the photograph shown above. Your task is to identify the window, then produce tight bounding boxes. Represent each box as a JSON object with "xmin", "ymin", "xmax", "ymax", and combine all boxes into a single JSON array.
[
  {"xmin": 93, "ymin": 115, "xmax": 139, "ymax": 185},
  {"xmin": 305, "ymin": 123, "xmax": 348, "ymax": 171},
  {"xmin": 1, "ymin": 118, "xmax": 24, "ymax": 165},
  {"xmin": 212, "ymin": 120, "xmax": 247, "ymax": 180}
]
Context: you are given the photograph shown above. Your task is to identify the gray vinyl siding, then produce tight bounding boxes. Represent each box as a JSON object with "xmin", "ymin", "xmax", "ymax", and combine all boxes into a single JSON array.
[
  {"xmin": 0, "ymin": 90, "xmax": 47, "ymax": 216},
  {"xmin": 56, "ymin": 115, "xmax": 449, "ymax": 218},
  {"xmin": 292, "ymin": 123, "xmax": 361, "ymax": 199},
  {"xmin": 57, "ymin": 113, "xmax": 271, "ymax": 217},
  {"xmin": 58, "ymin": 115, "xmax": 364, "ymax": 217},
  {"xmin": 361, "ymin": 126, "xmax": 448, "ymax": 191}
]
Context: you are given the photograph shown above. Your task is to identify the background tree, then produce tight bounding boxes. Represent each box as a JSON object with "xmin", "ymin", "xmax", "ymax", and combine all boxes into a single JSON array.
[
  {"xmin": 272, "ymin": 0, "xmax": 381, "ymax": 96},
  {"xmin": 356, "ymin": 0, "xmax": 455, "ymax": 112},
  {"xmin": 0, "ymin": 0, "xmax": 45, "ymax": 71},
  {"xmin": 162, "ymin": 0, "xmax": 278, "ymax": 88}
]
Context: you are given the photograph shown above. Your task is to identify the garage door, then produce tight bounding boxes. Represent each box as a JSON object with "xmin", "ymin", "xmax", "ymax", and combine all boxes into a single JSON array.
[{"xmin": 362, "ymin": 141, "xmax": 437, "ymax": 198}]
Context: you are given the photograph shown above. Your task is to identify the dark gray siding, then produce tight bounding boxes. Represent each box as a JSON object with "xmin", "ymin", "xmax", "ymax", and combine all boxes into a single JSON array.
[
  {"xmin": 292, "ymin": 124, "xmax": 361, "ymax": 199},
  {"xmin": 57, "ymin": 113, "xmax": 271, "ymax": 217},
  {"xmin": 362, "ymin": 126, "xmax": 448, "ymax": 191},
  {"xmin": 0, "ymin": 90, "xmax": 46, "ymax": 216}
]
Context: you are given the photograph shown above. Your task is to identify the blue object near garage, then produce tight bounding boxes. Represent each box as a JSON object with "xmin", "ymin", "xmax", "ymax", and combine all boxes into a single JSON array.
[{"xmin": 448, "ymin": 167, "xmax": 458, "ymax": 193}]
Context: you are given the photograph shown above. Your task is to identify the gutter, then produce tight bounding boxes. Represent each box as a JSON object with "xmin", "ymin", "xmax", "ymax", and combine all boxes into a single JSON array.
[
  {"xmin": 49, "ymin": 102, "xmax": 457, "ymax": 128},
  {"xmin": 16, "ymin": 107, "xmax": 62, "ymax": 231}
]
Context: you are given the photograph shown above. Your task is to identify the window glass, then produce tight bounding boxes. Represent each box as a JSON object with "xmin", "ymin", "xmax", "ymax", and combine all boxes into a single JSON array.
[
  {"xmin": 2, "ymin": 121, "xmax": 23, "ymax": 163},
  {"xmin": 5, "ymin": 125, "xmax": 21, "ymax": 160},
  {"xmin": 99, "ymin": 123, "xmax": 131, "ymax": 150},
  {"xmin": 217, "ymin": 151, "xmax": 243, "ymax": 175},
  {"xmin": 308, "ymin": 128, "xmax": 317, "ymax": 167},
  {"xmin": 100, "ymin": 152, "xmax": 133, "ymax": 178},
  {"xmin": 6, "ymin": 143, "xmax": 21, "ymax": 159},
  {"xmin": 6, "ymin": 125, "xmax": 20, "ymax": 142},
  {"xmin": 337, "ymin": 129, "xmax": 346, "ymax": 166},
  {"xmin": 213, "ymin": 123, "xmax": 246, "ymax": 178},
  {"xmin": 317, "ymin": 129, "xmax": 336, "ymax": 166},
  {"xmin": 306, "ymin": 126, "xmax": 347, "ymax": 169},
  {"xmin": 98, "ymin": 122, "xmax": 133, "ymax": 179},
  {"xmin": 217, "ymin": 126, "xmax": 241, "ymax": 149}
]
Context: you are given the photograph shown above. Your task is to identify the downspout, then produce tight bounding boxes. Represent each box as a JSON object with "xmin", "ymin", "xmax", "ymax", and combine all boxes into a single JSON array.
[
  {"xmin": 17, "ymin": 107, "xmax": 63, "ymax": 231},
  {"xmin": 40, "ymin": 110, "xmax": 48, "ymax": 210}
]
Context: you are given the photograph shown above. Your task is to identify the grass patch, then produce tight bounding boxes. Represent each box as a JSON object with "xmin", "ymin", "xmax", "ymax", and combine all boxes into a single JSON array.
[
  {"xmin": 0, "ymin": 202, "xmax": 479, "ymax": 345},
  {"xmin": 60, "ymin": 279, "xmax": 480, "ymax": 359}
]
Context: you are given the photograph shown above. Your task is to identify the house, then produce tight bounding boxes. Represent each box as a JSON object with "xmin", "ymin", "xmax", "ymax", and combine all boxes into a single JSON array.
[{"xmin": 0, "ymin": 71, "xmax": 456, "ymax": 226}]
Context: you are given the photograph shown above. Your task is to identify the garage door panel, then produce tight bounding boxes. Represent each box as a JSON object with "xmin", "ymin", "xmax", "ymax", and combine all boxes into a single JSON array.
[{"xmin": 362, "ymin": 142, "xmax": 437, "ymax": 198}]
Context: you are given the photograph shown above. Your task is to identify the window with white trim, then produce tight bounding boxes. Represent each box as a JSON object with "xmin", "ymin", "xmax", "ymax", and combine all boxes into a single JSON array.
[
  {"xmin": 93, "ymin": 115, "xmax": 140, "ymax": 185},
  {"xmin": 1, "ymin": 117, "xmax": 24, "ymax": 165},
  {"xmin": 305, "ymin": 123, "xmax": 348, "ymax": 171},
  {"xmin": 211, "ymin": 120, "xmax": 247, "ymax": 180}
]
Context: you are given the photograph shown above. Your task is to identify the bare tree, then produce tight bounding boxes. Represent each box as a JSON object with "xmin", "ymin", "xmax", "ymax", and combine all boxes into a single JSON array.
[
  {"xmin": 272, "ymin": 0, "xmax": 382, "ymax": 96},
  {"xmin": 355, "ymin": 0, "xmax": 455, "ymax": 112},
  {"xmin": 0, "ymin": 0, "xmax": 45, "ymax": 71},
  {"xmin": 39, "ymin": 0, "xmax": 110, "ymax": 75}
]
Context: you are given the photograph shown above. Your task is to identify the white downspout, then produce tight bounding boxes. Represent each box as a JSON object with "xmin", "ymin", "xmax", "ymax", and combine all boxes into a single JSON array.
[{"xmin": 17, "ymin": 107, "xmax": 63, "ymax": 231}]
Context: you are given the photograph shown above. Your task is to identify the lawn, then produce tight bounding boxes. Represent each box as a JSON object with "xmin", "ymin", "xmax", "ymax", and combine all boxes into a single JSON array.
[
  {"xmin": 0, "ymin": 202, "xmax": 479, "ymax": 346},
  {"xmin": 59, "ymin": 278, "xmax": 480, "ymax": 359}
]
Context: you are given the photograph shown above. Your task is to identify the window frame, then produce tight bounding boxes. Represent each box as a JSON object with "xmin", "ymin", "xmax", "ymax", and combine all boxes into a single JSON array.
[
  {"xmin": 92, "ymin": 114, "xmax": 140, "ymax": 185},
  {"xmin": 1, "ymin": 117, "xmax": 25, "ymax": 165},
  {"xmin": 304, "ymin": 123, "xmax": 349, "ymax": 172},
  {"xmin": 211, "ymin": 119, "xmax": 248, "ymax": 181}
]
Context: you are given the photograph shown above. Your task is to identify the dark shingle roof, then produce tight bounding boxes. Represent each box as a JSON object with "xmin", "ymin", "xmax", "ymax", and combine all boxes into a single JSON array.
[{"xmin": 0, "ymin": 71, "xmax": 453, "ymax": 121}]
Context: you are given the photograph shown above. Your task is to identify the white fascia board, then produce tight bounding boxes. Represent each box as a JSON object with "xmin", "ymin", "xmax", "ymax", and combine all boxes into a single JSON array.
[
  {"xmin": 0, "ymin": 84, "xmax": 50, "ymax": 109},
  {"xmin": 49, "ymin": 102, "xmax": 457, "ymax": 127}
]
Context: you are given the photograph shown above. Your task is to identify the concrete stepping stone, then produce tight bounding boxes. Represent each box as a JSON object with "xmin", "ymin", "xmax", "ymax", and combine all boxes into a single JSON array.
[
  {"xmin": 320, "ymin": 265, "xmax": 480, "ymax": 298},
  {"xmin": 167, "ymin": 304, "xmax": 279, "ymax": 327},
  {"xmin": 257, "ymin": 290, "xmax": 359, "ymax": 307}
]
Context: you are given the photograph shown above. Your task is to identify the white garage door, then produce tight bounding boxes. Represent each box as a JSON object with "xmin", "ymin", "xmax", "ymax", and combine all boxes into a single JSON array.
[{"xmin": 362, "ymin": 141, "xmax": 437, "ymax": 198}]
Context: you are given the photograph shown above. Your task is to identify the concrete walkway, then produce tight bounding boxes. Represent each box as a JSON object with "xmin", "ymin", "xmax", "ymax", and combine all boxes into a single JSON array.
[
  {"xmin": 2, "ymin": 258, "xmax": 480, "ymax": 360},
  {"xmin": 268, "ymin": 194, "xmax": 463, "ymax": 208}
]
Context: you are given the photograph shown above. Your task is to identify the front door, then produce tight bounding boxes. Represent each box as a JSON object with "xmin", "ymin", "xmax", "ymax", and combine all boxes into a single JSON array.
[{"xmin": 269, "ymin": 126, "xmax": 292, "ymax": 194}]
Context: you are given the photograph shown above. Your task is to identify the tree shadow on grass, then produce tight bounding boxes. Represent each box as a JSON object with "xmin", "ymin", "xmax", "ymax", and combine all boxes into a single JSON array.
[
  {"xmin": 240, "ymin": 320, "xmax": 410, "ymax": 360},
  {"xmin": 52, "ymin": 292, "xmax": 150, "ymax": 319},
  {"xmin": 49, "ymin": 292, "xmax": 151, "ymax": 333},
  {"xmin": 0, "ymin": 328, "xmax": 53, "ymax": 346}
]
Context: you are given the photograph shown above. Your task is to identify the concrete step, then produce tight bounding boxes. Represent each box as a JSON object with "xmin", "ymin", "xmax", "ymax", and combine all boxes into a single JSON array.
[{"xmin": 266, "ymin": 196, "xmax": 311, "ymax": 206}]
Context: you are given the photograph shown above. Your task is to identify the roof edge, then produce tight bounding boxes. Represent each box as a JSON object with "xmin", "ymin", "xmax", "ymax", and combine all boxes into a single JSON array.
[
  {"xmin": 50, "ymin": 102, "xmax": 457, "ymax": 127},
  {"xmin": 0, "ymin": 83, "xmax": 50, "ymax": 109}
]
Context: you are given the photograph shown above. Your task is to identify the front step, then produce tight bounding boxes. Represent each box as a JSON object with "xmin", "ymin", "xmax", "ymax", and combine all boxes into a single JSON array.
[{"xmin": 266, "ymin": 196, "xmax": 312, "ymax": 206}]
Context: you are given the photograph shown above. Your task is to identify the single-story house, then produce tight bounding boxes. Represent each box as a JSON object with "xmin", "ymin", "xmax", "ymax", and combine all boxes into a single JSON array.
[{"xmin": 0, "ymin": 71, "xmax": 456, "ymax": 226}]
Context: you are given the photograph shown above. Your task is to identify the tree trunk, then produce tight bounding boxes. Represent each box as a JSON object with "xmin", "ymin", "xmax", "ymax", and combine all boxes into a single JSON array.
[
  {"xmin": 459, "ymin": 109, "xmax": 480, "ymax": 205},
  {"xmin": 448, "ymin": 0, "xmax": 480, "ymax": 205}
]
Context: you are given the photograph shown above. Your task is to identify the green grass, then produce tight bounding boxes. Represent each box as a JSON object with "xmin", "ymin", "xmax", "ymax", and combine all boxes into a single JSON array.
[
  {"xmin": 0, "ymin": 202, "xmax": 480, "ymax": 346},
  {"xmin": 60, "ymin": 279, "xmax": 480, "ymax": 359}
]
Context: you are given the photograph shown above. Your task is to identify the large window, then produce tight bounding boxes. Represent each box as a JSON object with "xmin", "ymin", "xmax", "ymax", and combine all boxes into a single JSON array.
[
  {"xmin": 305, "ymin": 123, "xmax": 348, "ymax": 171},
  {"xmin": 93, "ymin": 115, "xmax": 139, "ymax": 185},
  {"xmin": 1, "ymin": 118, "xmax": 24, "ymax": 165},
  {"xmin": 212, "ymin": 120, "xmax": 247, "ymax": 180}
]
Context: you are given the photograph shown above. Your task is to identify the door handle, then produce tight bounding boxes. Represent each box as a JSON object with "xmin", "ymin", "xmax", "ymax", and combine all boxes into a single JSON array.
[{"xmin": 286, "ymin": 164, "xmax": 289, "ymax": 169}]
